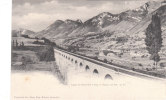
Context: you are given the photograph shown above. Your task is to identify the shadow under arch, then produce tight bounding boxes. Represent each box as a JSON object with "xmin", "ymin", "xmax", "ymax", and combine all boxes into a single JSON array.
[
  {"xmin": 85, "ymin": 65, "xmax": 90, "ymax": 70},
  {"xmin": 75, "ymin": 60, "xmax": 77, "ymax": 64},
  {"xmin": 80, "ymin": 62, "xmax": 83, "ymax": 67},
  {"xmin": 93, "ymin": 69, "xmax": 99, "ymax": 74},
  {"xmin": 104, "ymin": 74, "xmax": 113, "ymax": 80}
]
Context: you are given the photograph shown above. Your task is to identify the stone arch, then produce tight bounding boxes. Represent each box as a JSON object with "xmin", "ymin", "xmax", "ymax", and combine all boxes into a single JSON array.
[
  {"xmin": 75, "ymin": 60, "xmax": 77, "ymax": 64},
  {"xmin": 104, "ymin": 74, "xmax": 113, "ymax": 80},
  {"xmin": 71, "ymin": 59, "xmax": 73, "ymax": 62},
  {"xmin": 80, "ymin": 62, "xmax": 83, "ymax": 67},
  {"xmin": 85, "ymin": 65, "xmax": 90, "ymax": 70},
  {"xmin": 93, "ymin": 69, "xmax": 98, "ymax": 74},
  {"xmin": 68, "ymin": 57, "xmax": 70, "ymax": 60}
]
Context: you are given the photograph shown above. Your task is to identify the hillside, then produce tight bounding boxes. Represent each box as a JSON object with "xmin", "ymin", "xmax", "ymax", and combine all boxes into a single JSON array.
[
  {"xmin": 34, "ymin": 1, "xmax": 165, "ymax": 43},
  {"xmin": 12, "ymin": 28, "xmax": 35, "ymax": 37},
  {"xmin": 32, "ymin": 1, "xmax": 166, "ymax": 63}
]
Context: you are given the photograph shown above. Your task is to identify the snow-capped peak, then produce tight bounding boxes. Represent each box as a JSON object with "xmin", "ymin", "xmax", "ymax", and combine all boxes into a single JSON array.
[
  {"xmin": 134, "ymin": 1, "xmax": 162, "ymax": 13},
  {"xmin": 76, "ymin": 19, "xmax": 82, "ymax": 24},
  {"xmin": 65, "ymin": 19, "xmax": 73, "ymax": 23},
  {"xmin": 98, "ymin": 12, "xmax": 113, "ymax": 18}
]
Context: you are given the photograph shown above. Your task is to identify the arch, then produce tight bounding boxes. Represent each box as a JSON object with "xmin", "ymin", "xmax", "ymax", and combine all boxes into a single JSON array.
[
  {"xmin": 80, "ymin": 62, "xmax": 83, "ymax": 66},
  {"xmin": 66, "ymin": 56, "xmax": 67, "ymax": 58},
  {"xmin": 68, "ymin": 57, "xmax": 70, "ymax": 60},
  {"xmin": 75, "ymin": 60, "xmax": 77, "ymax": 64},
  {"xmin": 104, "ymin": 74, "xmax": 113, "ymax": 80},
  {"xmin": 71, "ymin": 59, "xmax": 73, "ymax": 61},
  {"xmin": 85, "ymin": 65, "xmax": 90, "ymax": 70},
  {"xmin": 93, "ymin": 69, "xmax": 98, "ymax": 74}
]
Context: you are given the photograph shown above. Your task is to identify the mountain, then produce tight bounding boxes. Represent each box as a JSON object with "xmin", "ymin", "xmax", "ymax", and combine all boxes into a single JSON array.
[
  {"xmin": 84, "ymin": 12, "xmax": 119, "ymax": 28},
  {"xmin": 12, "ymin": 28, "xmax": 35, "ymax": 37},
  {"xmin": 35, "ymin": 19, "xmax": 83, "ymax": 40},
  {"xmin": 33, "ymin": 0, "xmax": 166, "ymax": 51}
]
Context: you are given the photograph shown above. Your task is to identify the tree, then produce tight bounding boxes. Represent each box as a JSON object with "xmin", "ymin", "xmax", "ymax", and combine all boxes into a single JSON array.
[
  {"xmin": 22, "ymin": 42, "xmax": 24, "ymax": 47},
  {"xmin": 12, "ymin": 40, "xmax": 15, "ymax": 47},
  {"xmin": 145, "ymin": 13, "xmax": 162, "ymax": 68},
  {"xmin": 16, "ymin": 40, "xmax": 18, "ymax": 47}
]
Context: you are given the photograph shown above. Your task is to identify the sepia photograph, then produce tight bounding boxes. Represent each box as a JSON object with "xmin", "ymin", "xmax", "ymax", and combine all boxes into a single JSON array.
[{"xmin": 11, "ymin": 0, "xmax": 166, "ymax": 100}]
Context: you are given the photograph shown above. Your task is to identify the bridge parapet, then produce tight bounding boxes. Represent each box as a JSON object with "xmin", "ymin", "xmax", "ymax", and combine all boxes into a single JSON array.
[
  {"xmin": 54, "ymin": 49, "xmax": 119, "ymax": 80},
  {"xmin": 54, "ymin": 48, "xmax": 166, "ymax": 81}
]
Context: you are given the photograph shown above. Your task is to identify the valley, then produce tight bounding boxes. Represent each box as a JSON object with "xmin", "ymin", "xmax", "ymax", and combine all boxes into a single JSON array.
[{"xmin": 12, "ymin": 1, "xmax": 166, "ymax": 78}]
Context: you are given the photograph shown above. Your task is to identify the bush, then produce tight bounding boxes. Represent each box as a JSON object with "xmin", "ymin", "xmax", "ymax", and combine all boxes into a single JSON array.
[
  {"xmin": 160, "ymin": 63, "xmax": 166, "ymax": 67},
  {"xmin": 93, "ymin": 56, "xmax": 98, "ymax": 60},
  {"xmin": 36, "ymin": 46, "xmax": 55, "ymax": 61},
  {"xmin": 33, "ymin": 41, "xmax": 45, "ymax": 45},
  {"xmin": 21, "ymin": 35, "xmax": 29, "ymax": 38},
  {"xmin": 138, "ymin": 63, "xmax": 143, "ymax": 66},
  {"xmin": 141, "ymin": 55, "xmax": 144, "ymax": 58},
  {"xmin": 146, "ymin": 68, "xmax": 150, "ymax": 71},
  {"xmin": 103, "ymin": 59, "xmax": 107, "ymax": 63},
  {"xmin": 132, "ymin": 68, "xmax": 135, "ymax": 71},
  {"xmin": 116, "ymin": 37, "xmax": 128, "ymax": 43},
  {"xmin": 21, "ymin": 56, "xmax": 34, "ymax": 64}
]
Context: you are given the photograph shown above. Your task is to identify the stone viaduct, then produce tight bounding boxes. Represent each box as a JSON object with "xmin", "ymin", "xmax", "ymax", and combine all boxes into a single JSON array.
[{"xmin": 54, "ymin": 48, "xmax": 165, "ymax": 81}]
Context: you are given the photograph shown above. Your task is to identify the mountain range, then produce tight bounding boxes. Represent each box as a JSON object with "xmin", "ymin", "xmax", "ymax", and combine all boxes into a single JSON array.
[{"xmin": 12, "ymin": 1, "xmax": 166, "ymax": 57}]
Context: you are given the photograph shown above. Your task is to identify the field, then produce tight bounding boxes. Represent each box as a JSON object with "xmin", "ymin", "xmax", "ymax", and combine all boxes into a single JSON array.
[
  {"xmin": 76, "ymin": 48, "xmax": 166, "ymax": 77},
  {"xmin": 11, "ymin": 37, "xmax": 66, "ymax": 84},
  {"xmin": 11, "ymin": 36, "xmax": 166, "ymax": 78}
]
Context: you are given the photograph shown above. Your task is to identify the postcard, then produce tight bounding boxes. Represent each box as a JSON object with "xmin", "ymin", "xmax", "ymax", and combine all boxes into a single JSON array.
[{"xmin": 11, "ymin": 0, "xmax": 166, "ymax": 100}]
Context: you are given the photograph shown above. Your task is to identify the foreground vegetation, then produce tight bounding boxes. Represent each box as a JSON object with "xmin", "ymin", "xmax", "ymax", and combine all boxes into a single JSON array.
[{"xmin": 11, "ymin": 37, "xmax": 66, "ymax": 84}]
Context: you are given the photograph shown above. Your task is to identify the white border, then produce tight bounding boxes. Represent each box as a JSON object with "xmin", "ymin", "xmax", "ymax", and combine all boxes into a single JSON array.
[{"xmin": 0, "ymin": 0, "xmax": 11, "ymax": 100}]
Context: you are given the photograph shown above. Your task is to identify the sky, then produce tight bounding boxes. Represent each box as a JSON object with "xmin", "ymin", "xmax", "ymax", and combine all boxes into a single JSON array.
[{"xmin": 12, "ymin": 0, "xmax": 158, "ymax": 32}]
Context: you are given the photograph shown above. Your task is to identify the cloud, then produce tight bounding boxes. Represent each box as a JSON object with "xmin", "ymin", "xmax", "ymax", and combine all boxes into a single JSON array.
[
  {"xmin": 13, "ymin": 0, "xmax": 53, "ymax": 5},
  {"xmin": 12, "ymin": 0, "xmax": 150, "ymax": 31},
  {"xmin": 12, "ymin": 13, "xmax": 54, "ymax": 31}
]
